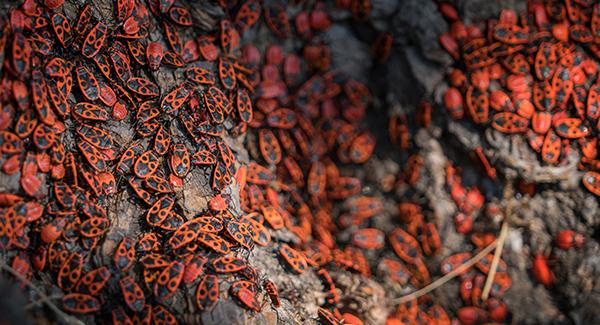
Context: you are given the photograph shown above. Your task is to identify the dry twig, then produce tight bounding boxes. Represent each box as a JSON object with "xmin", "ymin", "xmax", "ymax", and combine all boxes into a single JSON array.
[
  {"xmin": 481, "ymin": 182, "xmax": 513, "ymax": 300},
  {"xmin": 393, "ymin": 239, "xmax": 498, "ymax": 304}
]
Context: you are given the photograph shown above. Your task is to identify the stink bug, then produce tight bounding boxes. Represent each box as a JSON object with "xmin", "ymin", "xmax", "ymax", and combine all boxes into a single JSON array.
[
  {"xmin": 57, "ymin": 252, "xmax": 84, "ymax": 291},
  {"xmin": 278, "ymin": 244, "xmax": 308, "ymax": 274},
  {"xmin": 235, "ymin": 0, "xmax": 261, "ymax": 31},
  {"xmin": 75, "ymin": 267, "xmax": 111, "ymax": 296},
  {"xmin": 127, "ymin": 77, "xmax": 159, "ymax": 97},
  {"xmin": 583, "ymin": 171, "xmax": 600, "ymax": 196},
  {"xmin": 555, "ymin": 230, "xmax": 584, "ymax": 250},
  {"xmin": 212, "ymin": 256, "xmax": 247, "ymax": 273},
  {"xmin": 62, "ymin": 293, "xmax": 100, "ymax": 314},
  {"xmin": 554, "ymin": 118, "xmax": 589, "ymax": 139},
  {"xmin": 119, "ymin": 275, "xmax": 145, "ymax": 312},
  {"xmin": 147, "ymin": 41, "xmax": 164, "ymax": 71},
  {"xmin": 134, "ymin": 150, "xmax": 160, "ymax": 179},
  {"xmin": 154, "ymin": 261, "xmax": 184, "ymax": 301},
  {"xmin": 258, "ymin": 129, "xmax": 282, "ymax": 165},
  {"xmin": 169, "ymin": 144, "xmax": 191, "ymax": 177},
  {"xmin": 82, "ymin": 22, "xmax": 108, "ymax": 58},
  {"xmin": 114, "ymin": 237, "xmax": 135, "ymax": 271},
  {"xmin": 196, "ymin": 274, "xmax": 219, "ymax": 310},
  {"xmin": 146, "ymin": 196, "xmax": 175, "ymax": 226},
  {"xmin": 76, "ymin": 65, "xmax": 100, "ymax": 101}
]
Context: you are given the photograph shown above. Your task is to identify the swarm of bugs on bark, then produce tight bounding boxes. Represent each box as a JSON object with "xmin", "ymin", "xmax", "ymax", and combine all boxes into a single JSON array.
[
  {"xmin": 0, "ymin": 0, "xmax": 594, "ymax": 323},
  {"xmin": 439, "ymin": 0, "xmax": 600, "ymax": 194},
  {"xmin": 0, "ymin": 0, "xmax": 384, "ymax": 323}
]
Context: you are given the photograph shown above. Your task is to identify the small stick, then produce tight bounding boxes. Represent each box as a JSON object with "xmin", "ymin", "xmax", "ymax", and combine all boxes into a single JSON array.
[
  {"xmin": 481, "ymin": 220, "xmax": 508, "ymax": 300},
  {"xmin": 393, "ymin": 239, "xmax": 498, "ymax": 304},
  {"xmin": 0, "ymin": 263, "xmax": 85, "ymax": 325},
  {"xmin": 25, "ymin": 294, "xmax": 62, "ymax": 310},
  {"xmin": 481, "ymin": 183, "xmax": 513, "ymax": 300}
]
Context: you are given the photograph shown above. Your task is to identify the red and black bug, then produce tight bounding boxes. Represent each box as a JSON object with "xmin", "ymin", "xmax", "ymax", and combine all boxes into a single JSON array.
[
  {"xmin": 147, "ymin": 41, "xmax": 164, "ymax": 71},
  {"xmin": 78, "ymin": 141, "xmax": 107, "ymax": 172},
  {"xmin": 186, "ymin": 67, "xmax": 215, "ymax": 85},
  {"xmin": 146, "ymin": 196, "xmax": 175, "ymax": 226},
  {"xmin": 119, "ymin": 275, "xmax": 146, "ymax": 312},
  {"xmin": 197, "ymin": 231, "xmax": 231, "ymax": 254},
  {"xmin": 73, "ymin": 103, "xmax": 109, "ymax": 121},
  {"xmin": 182, "ymin": 254, "xmax": 207, "ymax": 284},
  {"xmin": 279, "ymin": 244, "xmax": 308, "ymax": 274},
  {"xmin": 159, "ymin": 51, "xmax": 182, "ymax": 68},
  {"xmin": 82, "ymin": 22, "xmax": 108, "ymax": 58},
  {"xmin": 264, "ymin": 3, "xmax": 290, "ymax": 39},
  {"xmin": 233, "ymin": 0, "xmax": 260, "ymax": 30},
  {"xmin": 204, "ymin": 86, "xmax": 229, "ymax": 123},
  {"xmin": 218, "ymin": 58, "xmax": 237, "ymax": 90},
  {"xmin": 57, "ymin": 252, "xmax": 84, "ymax": 291},
  {"xmin": 169, "ymin": 143, "xmax": 191, "ymax": 177},
  {"xmin": 231, "ymin": 285, "xmax": 261, "ymax": 312},
  {"xmin": 196, "ymin": 274, "xmax": 219, "ymax": 310},
  {"xmin": 161, "ymin": 85, "xmax": 190, "ymax": 114},
  {"xmin": 212, "ymin": 256, "xmax": 247, "ymax": 273},
  {"xmin": 220, "ymin": 19, "xmax": 240, "ymax": 55},
  {"xmin": 62, "ymin": 293, "xmax": 101, "ymax": 314},
  {"xmin": 153, "ymin": 261, "xmax": 184, "ymax": 301},
  {"xmin": 259, "ymin": 204, "xmax": 284, "ymax": 230},
  {"xmin": 51, "ymin": 13, "xmax": 72, "ymax": 47},
  {"xmin": 224, "ymin": 220, "xmax": 254, "ymax": 249},
  {"xmin": 168, "ymin": 6, "xmax": 192, "ymax": 26},
  {"xmin": 152, "ymin": 305, "xmax": 178, "ymax": 325},
  {"xmin": 134, "ymin": 150, "xmax": 160, "ymax": 179},
  {"xmin": 162, "ymin": 21, "xmax": 182, "ymax": 55},
  {"xmin": 263, "ymin": 280, "xmax": 281, "ymax": 307},
  {"xmin": 114, "ymin": 237, "xmax": 135, "ymax": 271},
  {"xmin": 74, "ymin": 267, "xmax": 111, "ymax": 296},
  {"xmin": 258, "ymin": 129, "xmax": 282, "ymax": 165},
  {"xmin": 127, "ymin": 77, "xmax": 159, "ymax": 97},
  {"xmin": 76, "ymin": 65, "xmax": 100, "ymax": 101},
  {"xmin": 110, "ymin": 48, "xmax": 133, "ymax": 82},
  {"xmin": 153, "ymin": 125, "xmax": 171, "ymax": 155}
]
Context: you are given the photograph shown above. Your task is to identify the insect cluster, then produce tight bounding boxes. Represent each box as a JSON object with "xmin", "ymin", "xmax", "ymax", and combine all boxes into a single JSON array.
[
  {"xmin": 0, "ymin": 0, "xmax": 595, "ymax": 323},
  {"xmin": 438, "ymin": 0, "xmax": 600, "ymax": 196},
  {"xmin": 0, "ymin": 0, "xmax": 284, "ymax": 322},
  {"xmin": 0, "ymin": 0, "xmax": 397, "ymax": 323}
]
